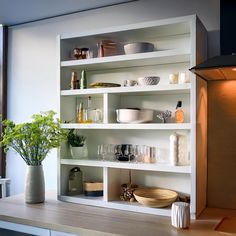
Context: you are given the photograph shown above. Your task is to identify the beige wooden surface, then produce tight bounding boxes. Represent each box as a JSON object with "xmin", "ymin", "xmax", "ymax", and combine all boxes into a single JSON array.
[
  {"xmin": 0, "ymin": 192, "xmax": 233, "ymax": 236},
  {"xmin": 195, "ymin": 16, "xmax": 208, "ymax": 217},
  {"xmin": 208, "ymin": 81, "xmax": 236, "ymax": 209},
  {"xmin": 196, "ymin": 78, "xmax": 208, "ymax": 216}
]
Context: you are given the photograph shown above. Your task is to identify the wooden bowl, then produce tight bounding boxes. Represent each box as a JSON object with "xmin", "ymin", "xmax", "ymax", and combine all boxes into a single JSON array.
[{"xmin": 133, "ymin": 188, "xmax": 178, "ymax": 208}]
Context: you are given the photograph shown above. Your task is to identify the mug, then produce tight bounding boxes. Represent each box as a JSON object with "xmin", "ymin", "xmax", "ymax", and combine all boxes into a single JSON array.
[{"xmin": 124, "ymin": 79, "xmax": 138, "ymax": 87}]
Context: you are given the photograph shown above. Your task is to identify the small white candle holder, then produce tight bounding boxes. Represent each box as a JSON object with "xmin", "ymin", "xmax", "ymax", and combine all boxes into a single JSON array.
[{"xmin": 171, "ymin": 202, "xmax": 190, "ymax": 229}]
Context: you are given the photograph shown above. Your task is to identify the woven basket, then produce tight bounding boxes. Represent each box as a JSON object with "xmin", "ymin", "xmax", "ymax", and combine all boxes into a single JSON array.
[{"xmin": 133, "ymin": 188, "xmax": 178, "ymax": 208}]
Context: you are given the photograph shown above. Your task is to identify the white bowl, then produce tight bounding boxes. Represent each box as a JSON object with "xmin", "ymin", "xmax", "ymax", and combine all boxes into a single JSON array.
[
  {"xmin": 124, "ymin": 42, "xmax": 154, "ymax": 54},
  {"xmin": 138, "ymin": 76, "xmax": 160, "ymax": 86},
  {"xmin": 116, "ymin": 109, "xmax": 140, "ymax": 123},
  {"xmin": 116, "ymin": 109, "xmax": 153, "ymax": 123}
]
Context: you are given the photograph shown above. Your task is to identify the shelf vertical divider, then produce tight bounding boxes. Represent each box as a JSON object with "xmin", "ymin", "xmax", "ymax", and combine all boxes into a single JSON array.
[
  {"xmin": 107, "ymin": 168, "xmax": 121, "ymax": 202},
  {"xmin": 103, "ymin": 94, "xmax": 108, "ymax": 123},
  {"xmin": 107, "ymin": 93, "xmax": 121, "ymax": 123},
  {"xmin": 103, "ymin": 167, "xmax": 108, "ymax": 202}
]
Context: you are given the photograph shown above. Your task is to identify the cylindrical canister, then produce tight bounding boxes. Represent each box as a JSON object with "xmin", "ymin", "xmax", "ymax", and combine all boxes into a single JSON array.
[{"xmin": 169, "ymin": 133, "xmax": 179, "ymax": 166}]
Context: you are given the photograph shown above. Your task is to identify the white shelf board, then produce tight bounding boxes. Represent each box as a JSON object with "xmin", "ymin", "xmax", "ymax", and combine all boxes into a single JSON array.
[
  {"xmin": 60, "ymin": 123, "xmax": 191, "ymax": 130},
  {"xmin": 58, "ymin": 195, "xmax": 171, "ymax": 216},
  {"xmin": 60, "ymin": 15, "xmax": 194, "ymax": 40},
  {"xmin": 107, "ymin": 200, "xmax": 171, "ymax": 216},
  {"xmin": 61, "ymin": 49, "xmax": 190, "ymax": 70},
  {"xmin": 60, "ymin": 159, "xmax": 191, "ymax": 174},
  {"xmin": 61, "ymin": 83, "xmax": 191, "ymax": 97},
  {"xmin": 58, "ymin": 195, "xmax": 104, "ymax": 207}
]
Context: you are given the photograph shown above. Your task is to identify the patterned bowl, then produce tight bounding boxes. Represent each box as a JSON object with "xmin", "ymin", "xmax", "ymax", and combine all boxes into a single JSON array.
[{"xmin": 137, "ymin": 76, "xmax": 160, "ymax": 86}]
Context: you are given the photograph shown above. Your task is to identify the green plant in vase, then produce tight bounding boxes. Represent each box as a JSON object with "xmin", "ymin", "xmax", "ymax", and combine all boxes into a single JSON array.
[
  {"xmin": 0, "ymin": 110, "xmax": 67, "ymax": 203},
  {"xmin": 67, "ymin": 129, "xmax": 88, "ymax": 159}
]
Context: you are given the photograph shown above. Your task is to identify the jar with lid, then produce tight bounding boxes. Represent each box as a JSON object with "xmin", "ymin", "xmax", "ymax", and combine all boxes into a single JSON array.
[{"xmin": 68, "ymin": 167, "xmax": 83, "ymax": 195}]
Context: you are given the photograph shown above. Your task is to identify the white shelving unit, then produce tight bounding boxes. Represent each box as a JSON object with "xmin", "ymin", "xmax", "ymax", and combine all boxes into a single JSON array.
[{"xmin": 57, "ymin": 15, "xmax": 207, "ymax": 218}]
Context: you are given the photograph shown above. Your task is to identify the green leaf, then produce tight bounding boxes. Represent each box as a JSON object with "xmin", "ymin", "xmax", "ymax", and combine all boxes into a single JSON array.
[{"xmin": 0, "ymin": 110, "xmax": 67, "ymax": 165}]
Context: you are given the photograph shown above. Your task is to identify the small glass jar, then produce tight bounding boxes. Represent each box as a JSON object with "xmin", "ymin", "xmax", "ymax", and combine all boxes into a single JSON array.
[
  {"xmin": 73, "ymin": 48, "xmax": 82, "ymax": 59},
  {"xmin": 81, "ymin": 48, "xmax": 89, "ymax": 59}
]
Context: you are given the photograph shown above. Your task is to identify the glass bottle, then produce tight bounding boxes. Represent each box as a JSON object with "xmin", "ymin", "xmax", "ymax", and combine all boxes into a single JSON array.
[
  {"xmin": 70, "ymin": 72, "xmax": 79, "ymax": 89},
  {"xmin": 80, "ymin": 70, "xmax": 87, "ymax": 89},
  {"xmin": 175, "ymin": 101, "xmax": 184, "ymax": 123},
  {"xmin": 84, "ymin": 96, "xmax": 93, "ymax": 123},
  {"xmin": 77, "ymin": 102, "xmax": 84, "ymax": 123}
]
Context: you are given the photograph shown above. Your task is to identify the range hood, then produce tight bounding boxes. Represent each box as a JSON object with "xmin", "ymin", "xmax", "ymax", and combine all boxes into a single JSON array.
[{"xmin": 190, "ymin": 0, "xmax": 236, "ymax": 81}]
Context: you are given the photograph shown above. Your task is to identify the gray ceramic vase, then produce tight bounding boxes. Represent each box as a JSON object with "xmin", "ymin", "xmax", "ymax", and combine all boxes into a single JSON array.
[{"xmin": 25, "ymin": 165, "xmax": 45, "ymax": 204}]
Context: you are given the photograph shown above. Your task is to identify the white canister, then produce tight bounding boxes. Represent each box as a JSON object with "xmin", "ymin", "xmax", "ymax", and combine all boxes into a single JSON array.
[
  {"xmin": 171, "ymin": 202, "xmax": 190, "ymax": 228},
  {"xmin": 178, "ymin": 72, "xmax": 190, "ymax": 84},
  {"xmin": 169, "ymin": 133, "xmax": 178, "ymax": 166},
  {"xmin": 169, "ymin": 73, "xmax": 178, "ymax": 84}
]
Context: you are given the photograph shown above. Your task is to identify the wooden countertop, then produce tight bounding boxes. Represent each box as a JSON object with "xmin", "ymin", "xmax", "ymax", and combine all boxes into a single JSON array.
[{"xmin": 0, "ymin": 192, "xmax": 233, "ymax": 236}]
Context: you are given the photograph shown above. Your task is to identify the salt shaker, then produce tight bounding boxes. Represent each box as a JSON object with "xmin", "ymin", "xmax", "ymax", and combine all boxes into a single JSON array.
[{"xmin": 169, "ymin": 133, "xmax": 178, "ymax": 166}]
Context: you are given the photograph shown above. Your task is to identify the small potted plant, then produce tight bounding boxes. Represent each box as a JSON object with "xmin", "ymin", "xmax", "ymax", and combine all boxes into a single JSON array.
[
  {"xmin": 67, "ymin": 129, "xmax": 88, "ymax": 159},
  {"xmin": 0, "ymin": 110, "xmax": 66, "ymax": 204}
]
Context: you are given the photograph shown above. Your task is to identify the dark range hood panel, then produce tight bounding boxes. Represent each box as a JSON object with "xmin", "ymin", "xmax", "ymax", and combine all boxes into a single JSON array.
[
  {"xmin": 190, "ymin": 0, "xmax": 236, "ymax": 81},
  {"xmin": 190, "ymin": 55, "xmax": 236, "ymax": 81}
]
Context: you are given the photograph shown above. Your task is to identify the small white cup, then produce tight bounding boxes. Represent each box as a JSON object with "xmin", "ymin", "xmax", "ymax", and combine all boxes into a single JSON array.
[{"xmin": 124, "ymin": 79, "xmax": 138, "ymax": 87}]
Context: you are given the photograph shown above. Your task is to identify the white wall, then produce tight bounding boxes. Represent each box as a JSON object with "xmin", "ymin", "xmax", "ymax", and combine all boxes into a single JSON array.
[{"xmin": 7, "ymin": 0, "xmax": 220, "ymax": 195}]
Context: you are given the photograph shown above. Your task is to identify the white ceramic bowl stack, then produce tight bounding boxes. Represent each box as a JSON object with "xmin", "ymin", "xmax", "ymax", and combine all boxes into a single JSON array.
[
  {"xmin": 116, "ymin": 109, "xmax": 153, "ymax": 123},
  {"xmin": 137, "ymin": 76, "xmax": 160, "ymax": 86}
]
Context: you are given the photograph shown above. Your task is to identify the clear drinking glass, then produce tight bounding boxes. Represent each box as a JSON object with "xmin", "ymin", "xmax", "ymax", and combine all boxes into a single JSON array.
[
  {"xmin": 114, "ymin": 144, "xmax": 121, "ymax": 161},
  {"xmin": 107, "ymin": 144, "xmax": 115, "ymax": 161},
  {"xmin": 135, "ymin": 145, "xmax": 145, "ymax": 163},
  {"xmin": 97, "ymin": 144, "xmax": 108, "ymax": 161}
]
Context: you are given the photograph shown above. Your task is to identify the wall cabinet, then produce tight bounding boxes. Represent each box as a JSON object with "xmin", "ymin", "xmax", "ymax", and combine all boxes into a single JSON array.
[{"xmin": 57, "ymin": 15, "xmax": 207, "ymax": 218}]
